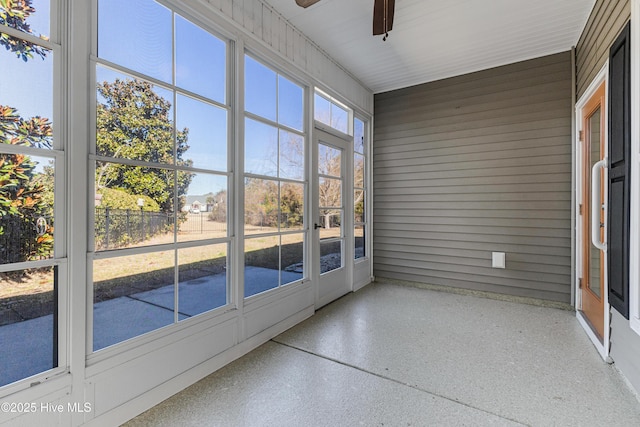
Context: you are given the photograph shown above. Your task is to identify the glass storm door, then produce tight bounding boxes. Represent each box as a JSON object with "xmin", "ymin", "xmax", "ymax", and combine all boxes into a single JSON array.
[
  {"xmin": 580, "ymin": 82, "xmax": 606, "ymax": 341},
  {"xmin": 313, "ymin": 129, "xmax": 351, "ymax": 308}
]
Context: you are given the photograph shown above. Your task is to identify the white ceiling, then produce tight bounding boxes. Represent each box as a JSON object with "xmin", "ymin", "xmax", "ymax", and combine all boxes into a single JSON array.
[{"xmin": 265, "ymin": 0, "xmax": 596, "ymax": 94}]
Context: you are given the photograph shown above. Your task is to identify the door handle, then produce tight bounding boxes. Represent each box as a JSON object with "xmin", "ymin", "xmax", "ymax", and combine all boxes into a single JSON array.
[
  {"xmin": 591, "ymin": 158, "xmax": 607, "ymax": 251},
  {"xmin": 314, "ymin": 223, "xmax": 322, "ymax": 230}
]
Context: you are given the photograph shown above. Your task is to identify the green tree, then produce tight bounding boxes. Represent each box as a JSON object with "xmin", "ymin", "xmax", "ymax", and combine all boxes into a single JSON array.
[
  {"xmin": 0, "ymin": 1, "xmax": 54, "ymax": 263},
  {"xmin": 0, "ymin": 0, "xmax": 49, "ymax": 61},
  {"xmin": 96, "ymin": 78, "xmax": 193, "ymax": 213}
]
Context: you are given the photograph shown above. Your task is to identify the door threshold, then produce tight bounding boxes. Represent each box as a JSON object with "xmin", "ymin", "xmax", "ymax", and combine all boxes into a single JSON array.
[{"xmin": 576, "ymin": 310, "xmax": 609, "ymax": 361}]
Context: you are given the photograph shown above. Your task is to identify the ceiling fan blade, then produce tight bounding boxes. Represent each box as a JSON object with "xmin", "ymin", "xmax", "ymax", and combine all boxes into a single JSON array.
[
  {"xmin": 296, "ymin": 0, "xmax": 322, "ymax": 7},
  {"xmin": 373, "ymin": 0, "xmax": 395, "ymax": 36}
]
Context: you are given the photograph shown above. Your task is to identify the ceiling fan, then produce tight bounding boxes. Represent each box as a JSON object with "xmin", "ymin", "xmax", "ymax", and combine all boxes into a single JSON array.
[{"xmin": 295, "ymin": 0, "xmax": 395, "ymax": 40}]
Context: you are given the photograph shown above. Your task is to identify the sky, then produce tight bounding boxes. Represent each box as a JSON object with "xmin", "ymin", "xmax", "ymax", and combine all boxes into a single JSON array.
[{"xmin": 2, "ymin": 0, "xmax": 347, "ymax": 198}]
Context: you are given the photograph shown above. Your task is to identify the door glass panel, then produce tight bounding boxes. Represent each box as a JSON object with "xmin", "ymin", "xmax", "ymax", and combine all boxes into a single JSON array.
[
  {"xmin": 355, "ymin": 225, "xmax": 365, "ymax": 259},
  {"xmin": 319, "ymin": 177, "xmax": 342, "ymax": 209},
  {"xmin": 588, "ymin": 107, "xmax": 602, "ymax": 298},
  {"xmin": 319, "ymin": 210, "xmax": 342, "ymax": 240},
  {"xmin": 320, "ymin": 240, "xmax": 342, "ymax": 274},
  {"xmin": 318, "ymin": 144, "xmax": 341, "ymax": 177}
]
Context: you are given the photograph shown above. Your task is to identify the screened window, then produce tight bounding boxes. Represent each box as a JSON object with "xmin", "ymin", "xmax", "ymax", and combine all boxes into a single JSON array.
[
  {"xmin": 0, "ymin": 0, "xmax": 62, "ymax": 387},
  {"xmin": 314, "ymin": 91, "xmax": 349, "ymax": 134},
  {"xmin": 244, "ymin": 54, "xmax": 306, "ymax": 298},
  {"xmin": 354, "ymin": 117, "xmax": 367, "ymax": 260},
  {"xmin": 93, "ymin": 0, "xmax": 230, "ymax": 351}
]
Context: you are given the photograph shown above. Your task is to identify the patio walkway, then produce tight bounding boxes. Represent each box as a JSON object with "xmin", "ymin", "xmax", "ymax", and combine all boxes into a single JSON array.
[{"xmin": 124, "ymin": 280, "xmax": 640, "ymax": 426}]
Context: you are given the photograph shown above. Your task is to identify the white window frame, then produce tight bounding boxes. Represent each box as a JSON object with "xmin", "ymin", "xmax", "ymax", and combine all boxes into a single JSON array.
[
  {"xmin": 0, "ymin": 0, "xmax": 68, "ymax": 394},
  {"xmin": 242, "ymin": 51, "xmax": 309, "ymax": 302},
  {"xmin": 87, "ymin": 1, "xmax": 235, "ymax": 358}
]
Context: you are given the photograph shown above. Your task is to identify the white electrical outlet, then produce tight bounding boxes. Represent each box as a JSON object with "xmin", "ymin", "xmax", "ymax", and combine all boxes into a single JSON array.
[{"xmin": 492, "ymin": 252, "xmax": 506, "ymax": 269}]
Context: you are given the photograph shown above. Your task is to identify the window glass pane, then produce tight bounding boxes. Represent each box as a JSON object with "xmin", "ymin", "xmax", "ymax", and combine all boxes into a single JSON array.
[
  {"xmin": 279, "ymin": 130, "xmax": 304, "ymax": 180},
  {"xmin": 278, "ymin": 75, "xmax": 303, "ymax": 131},
  {"xmin": 245, "ymin": 235, "xmax": 280, "ymax": 297},
  {"xmin": 281, "ymin": 233, "xmax": 304, "ymax": 285},
  {"xmin": 0, "ymin": 266, "xmax": 56, "ymax": 387},
  {"xmin": 95, "ymin": 162, "xmax": 175, "ymax": 250},
  {"xmin": 320, "ymin": 240, "xmax": 342, "ymax": 274},
  {"xmin": 244, "ymin": 178, "xmax": 278, "ymax": 235},
  {"xmin": 354, "ymin": 190, "xmax": 365, "ymax": 224},
  {"xmin": 355, "ymin": 225, "xmax": 365, "ymax": 259},
  {"xmin": 178, "ymin": 172, "xmax": 227, "ymax": 242},
  {"xmin": 0, "ymin": 0, "xmax": 50, "ymax": 39},
  {"xmin": 245, "ymin": 56, "xmax": 276, "ymax": 122},
  {"xmin": 0, "ymin": 155, "xmax": 54, "ymax": 264},
  {"xmin": 1, "ymin": 40, "xmax": 53, "ymax": 149},
  {"xmin": 354, "ymin": 118, "xmax": 365, "ymax": 154},
  {"xmin": 245, "ymin": 118, "xmax": 278, "ymax": 177},
  {"xmin": 314, "ymin": 93, "xmax": 331, "ymax": 127},
  {"xmin": 280, "ymin": 182, "xmax": 304, "ymax": 231},
  {"xmin": 98, "ymin": 0, "xmax": 172, "ymax": 83},
  {"xmin": 178, "ymin": 243, "xmax": 227, "ymax": 318},
  {"xmin": 319, "ymin": 178, "xmax": 341, "ymax": 209},
  {"xmin": 331, "ymin": 103, "xmax": 349, "ymax": 134},
  {"xmin": 354, "ymin": 153, "xmax": 365, "ymax": 188},
  {"xmin": 96, "ymin": 66, "xmax": 175, "ymax": 163},
  {"xmin": 318, "ymin": 144, "xmax": 341, "ymax": 177},
  {"xmin": 93, "ymin": 250, "xmax": 177, "ymax": 351},
  {"xmin": 319, "ymin": 209, "xmax": 341, "ymax": 240},
  {"xmin": 177, "ymin": 93, "xmax": 227, "ymax": 172},
  {"xmin": 175, "ymin": 14, "xmax": 226, "ymax": 103}
]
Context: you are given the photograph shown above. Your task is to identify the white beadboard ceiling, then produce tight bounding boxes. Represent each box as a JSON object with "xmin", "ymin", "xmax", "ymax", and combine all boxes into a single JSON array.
[{"xmin": 264, "ymin": 0, "xmax": 596, "ymax": 94}]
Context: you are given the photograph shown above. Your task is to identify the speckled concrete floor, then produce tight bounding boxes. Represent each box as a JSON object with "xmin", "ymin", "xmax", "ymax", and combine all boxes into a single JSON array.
[{"xmin": 124, "ymin": 281, "xmax": 640, "ymax": 426}]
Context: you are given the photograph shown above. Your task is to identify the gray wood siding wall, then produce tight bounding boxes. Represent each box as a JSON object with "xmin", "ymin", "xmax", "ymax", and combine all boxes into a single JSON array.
[
  {"xmin": 373, "ymin": 52, "xmax": 573, "ymax": 303},
  {"xmin": 576, "ymin": 0, "xmax": 630, "ymax": 100}
]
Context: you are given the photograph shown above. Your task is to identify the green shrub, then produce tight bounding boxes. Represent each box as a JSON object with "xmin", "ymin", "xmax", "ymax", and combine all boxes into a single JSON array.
[{"xmin": 97, "ymin": 188, "xmax": 160, "ymax": 212}]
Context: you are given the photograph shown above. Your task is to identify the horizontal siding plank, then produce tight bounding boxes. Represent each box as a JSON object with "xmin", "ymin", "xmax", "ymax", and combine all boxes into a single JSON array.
[
  {"xmin": 374, "ymin": 182, "xmax": 571, "ymax": 195},
  {"xmin": 373, "ymin": 263, "xmax": 570, "ymax": 294},
  {"xmin": 372, "ymin": 216, "xmax": 570, "ymax": 230},
  {"xmin": 373, "ymin": 236, "xmax": 570, "ymax": 258},
  {"xmin": 374, "ymin": 244, "xmax": 570, "ymax": 268},
  {"xmin": 374, "ymin": 125, "xmax": 571, "ymax": 155},
  {"xmin": 373, "ymin": 270, "xmax": 571, "ymax": 303},
  {"xmin": 374, "ymin": 229, "xmax": 569, "ymax": 248}
]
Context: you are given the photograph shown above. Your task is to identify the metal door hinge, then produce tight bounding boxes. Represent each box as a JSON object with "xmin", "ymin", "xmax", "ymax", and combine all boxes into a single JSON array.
[
  {"xmin": 578, "ymin": 278, "xmax": 583, "ymax": 289},
  {"xmin": 579, "ymin": 204, "xmax": 583, "ymax": 215},
  {"xmin": 579, "ymin": 130, "xmax": 583, "ymax": 141}
]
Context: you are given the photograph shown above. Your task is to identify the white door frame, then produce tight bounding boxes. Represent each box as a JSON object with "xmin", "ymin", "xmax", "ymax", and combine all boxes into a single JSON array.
[
  {"xmin": 311, "ymin": 124, "xmax": 354, "ymax": 309},
  {"xmin": 575, "ymin": 63, "xmax": 611, "ymax": 360}
]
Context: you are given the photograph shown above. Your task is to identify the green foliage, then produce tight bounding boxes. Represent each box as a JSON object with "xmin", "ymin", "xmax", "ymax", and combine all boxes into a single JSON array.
[
  {"xmin": 96, "ymin": 78, "xmax": 193, "ymax": 213},
  {"xmin": 0, "ymin": 105, "xmax": 52, "ymax": 148},
  {"xmin": 245, "ymin": 178, "xmax": 278, "ymax": 228},
  {"xmin": 98, "ymin": 187, "xmax": 160, "ymax": 212},
  {"xmin": 280, "ymin": 183, "xmax": 303, "ymax": 228},
  {"xmin": 0, "ymin": 0, "xmax": 49, "ymax": 61},
  {"xmin": 0, "ymin": 153, "xmax": 53, "ymax": 262},
  {"xmin": 0, "ymin": 1, "xmax": 54, "ymax": 263}
]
